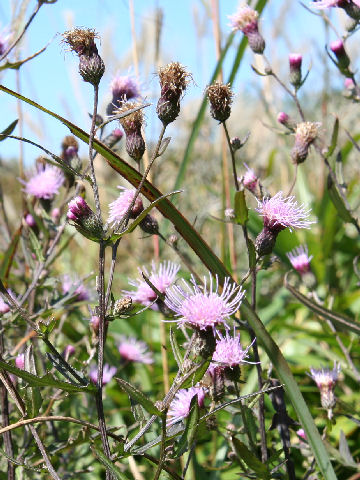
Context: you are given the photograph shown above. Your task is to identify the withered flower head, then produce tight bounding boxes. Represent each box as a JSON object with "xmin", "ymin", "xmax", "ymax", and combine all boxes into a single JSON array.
[
  {"xmin": 291, "ymin": 121, "xmax": 321, "ymax": 164},
  {"xmin": 206, "ymin": 81, "xmax": 234, "ymax": 123},
  {"xmin": 115, "ymin": 102, "xmax": 145, "ymax": 162},
  {"xmin": 156, "ymin": 62, "xmax": 192, "ymax": 126},
  {"xmin": 62, "ymin": 28, "xmax": 105, "ymax": 86}
]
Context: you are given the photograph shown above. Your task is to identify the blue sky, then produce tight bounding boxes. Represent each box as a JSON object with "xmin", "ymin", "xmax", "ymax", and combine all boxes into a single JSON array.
[{"xmin": 0, "ymin": 1, "xmax": 347, "ymax": 163}]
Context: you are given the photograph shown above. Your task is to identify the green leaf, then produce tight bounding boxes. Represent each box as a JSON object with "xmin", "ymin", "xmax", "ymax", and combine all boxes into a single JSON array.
[
  {"xmin": 0, "ymin": 119, "xmax": 18, "ymax": 141},
  {"xmin": 327, "ymin": 174, "xmax": 355, "ymax": 224},
  {"xmin": 24, "ymin": 346, "xmax": 43, "ymax": 417},
  {"xmin": 325, "ymin": 117, "xmax": 339, "ymax": 158},
  {"xmin": 0, "ymin": 83, "xmax": 337, "ymax": 480},
  {"xmin": 0, "ymin": 359, "xmax": 94, "ymax": 393},
  {"xmin": 285, "ymin": 276, "xmax": 360, "ymax": 336},
  {"xmin": 0, "ymin": 45, "xmax": 47, "ymax": 72},
  {"xmin": 178, "ymin": 360, "xmax": 210, "ymax": 390},
  {"xmin": 38, "ymin": 316, "xmax": 57, "ymax": 335},
  {"xmin": 234, "ymin": 190, "xmax": 248, "ymax": 225},
  {"xmin": 115, "ymin": 378, "xmax": 161, "ymax": 416},
  {"xmin": 0, "ymin": 227, "xmax": 21, "ymax": 280},
  {"xmin": 232, "ymin": 437, "xmax": 270, "ymax": 478},
  {"xmin": 91, "ymin": 445, "xmax": 130, "ymax": 480},
  {"xmin": 174, "ymin": 396, "xmax": 199, "ymax": 457},
  {"xmin": 247, "ymin": 238, "xmax": 257, "ymax": 269},
  {"xmin": 28, "ymin": 227, "xmax": 45, "ymax": 262},
  {"xmin": 169, "ymin": 327, "xmax": 183, "ymax": 368}
]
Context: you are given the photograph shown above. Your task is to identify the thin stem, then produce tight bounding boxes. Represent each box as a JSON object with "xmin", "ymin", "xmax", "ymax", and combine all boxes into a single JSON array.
[
  {"xmin": 28, "ymin": 425, "xmax": 61, "ymax": 480},
  {"xmin": 89, "ymin": 85, "xmax": 102, "ymax": 219},
  {"xmin": 287, "ymin": 164, "xmax": 298, "ymax": 196},
  {"xmin": 223, "ymin": 121, "xmax": 239, "ymax": 191},
  {"xmin": 105, "ymin": 239, "xmax": 121, "ymax": 311},
  {"xmin": 153, "ymin": 411, "xmax": 168, "ymax": 480},
  {"xmin": 160, "ymin": 320, "xmax": 170, "ymax": 393}
]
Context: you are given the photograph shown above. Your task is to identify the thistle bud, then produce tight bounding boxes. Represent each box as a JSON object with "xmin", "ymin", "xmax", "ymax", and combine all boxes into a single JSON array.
[
  {"xmin": 67, "ymin": 196, "xmax": 103, "ymax": 240},
  {"xmin": 230, "ymin": 137, "xmax": 242, "ymax": 151},
  {"xmin": 309, "ymin": 362, "xmax": 341, "ymax": 418},
  {"xmin": 206, "ymin": 82, "xmax": 234, "ymax": 123},
  {"xmin": 139, "ymin": 214, "xmax": 159, "ymax": 235},
  {"xmin": 62, "ymin": 28, "xmax": 105, "ymax": 86},
  {"xmin": 208, "ymin": 366, "xmax": 225, "ymax": 401},
  {"xmin": 90, "ymin": 315, "xmax": 100, "ymax": 334},
  {"xmin": 115, "ymin": 102, "xmax": 145, "ymax": 162},
  {"xmin": 15, "ymin": 353, "xmax": 25, "ymax": 370},
  {"xmin": 229, "ymin": 5, "xmax": 265, "ymax": 54},
  {"xmin": 156, "ymin": 62, "xmax": 191, "ymax": 126},
  {"xmin": 291, "ymin": 121, "xmax": 321, "ymax": 164},
  {"xmin": 25, "ymin": 213, "xmax": 36, "ymax": 228},
  {"xmin": 289, "ymin": 53, "xmax": 303, "ymax": 88},
  {"xmin": 61, "ymin": 135, "xmax": 81, "ymax": 186},
  {"xmin": 241, "ymin": 164, "xmax": 258, "ymax": 193},
  {"xmin": 277, "ymin": 111, "xmax": 296, "ymax": 130},
  {"xmin": 330, "ymin": 39, "xmax": 351, "ymax": 72}
]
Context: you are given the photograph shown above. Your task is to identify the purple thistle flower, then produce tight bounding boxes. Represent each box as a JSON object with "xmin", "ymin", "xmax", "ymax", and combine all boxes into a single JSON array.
[
  {"xmin": 164, "ymin": 273, "xmax": 244, "ymax": 331},
  {"xmin": 0, "ymin": 297, "xmax": 10, "ymax": 314},
  {"xmin": 286, "ymin": 245, "xmax": 313, "ymax": 274},
  {"xmin": 107, "ymin": 75, "xmax": 140, "ymax": 115},
  {"xmin": 256, "ymin": 192, "xmax": 314, "ymax": 233},
  {"xmin": 15, "ymin": 353, "xmax": 25, "ymax": 370},
  {"xmin": 108, "ymin": 186, "xmax": 144, "ymax": 226},
  {"xmin": 168, "ymin": 387, "xmax": 205, "ymax": 425},
  {"xmin": 67, "ymin": 196, "xmax": 92, "ymax": 222},
  {"xmin": 125, "ymin": 261, "xmax": 180, "ymax": 307},
  {"xmin": 228, "ymin": 4, "xmax": 265, "ymax": 54},
  {"xmin": 25, "ymin": 213, "xmax": 36, "ymax": 228},
  {"xmin": 118, "ymin": 336, "xmax": 153, "ymax": 364},
  {"xmin": 211, "ymin": 330, "xmax": 254, "ymax": 369},
  {"xmin": 309, "ymin": 362, "xmax": 341, "ymax": 412},
  {"xmin": 62, "ymin": 275, "xmax": 90, "ymax": 302},
  {"xmin": 67, "ymin": 196, "xmax": 103, "ymax": 240},
  {"xmin": 311, "ymin": 0, "xmax": 360, "ymax": 9},
  {"xmin": 297, "ymin": 428, "xmax": 307, "ymax": 441},
  {"xmin": 64, "ymin": 345, "xmax": 75, "ymax": 358},
  {"xmin": 89, "ymin": 364, "xmax": 117, "ymax": 385},
  {"xmin": 21, "ymin": 165, "xmax": 64, "ymax": 200},
  {"xmin": 241, "ymin": 163, "xmax": 258, "ymax": 193},
  {"xmin": 277, "ymin": 112, "xmax": 289, "ymax": 125}
]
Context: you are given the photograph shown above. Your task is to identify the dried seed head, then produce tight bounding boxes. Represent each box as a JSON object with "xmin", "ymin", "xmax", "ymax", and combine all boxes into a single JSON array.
[
  {"xmin": 156, "ymin": 62, "xmax": 191, "ymax": 125},
  {"xmin": 62, "ymin": 28, "xmax": 99, "ymax": 56},
  {"xmin": 291, "ymin": 121, "xmax": 321, "ymax": 164},
  {"xmin": 113, "ymin": 296, "xmax": 133, "ymax": 316},
  {"xmin": 115, "ymin": 102, "xmax": 145, "ymax": 161},
  {"xmin": 206, "ymin": 82, "xmax": 234, "ymax": 123}
]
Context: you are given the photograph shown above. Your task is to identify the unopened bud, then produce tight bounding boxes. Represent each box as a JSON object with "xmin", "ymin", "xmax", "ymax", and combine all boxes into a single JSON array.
[
  {"xmin": 255, "ymin": 227, "xmax": 278, "ymax": 257},
  {"xmin": 230, "ymin": 137, "xmax": 242, "ymax": 150},
  {"xmin": 140, "ymin": 214, "xmax": 159, "ymax": 235},
  {"xmin": 289, "ymin": 53, "xmax": 302, "ymax": 88},
  {"xmin": 67, "ymin": 196, "xmax": 103, "ymax": 241},
  {"xmin": 330, "ymin": 39, "xmax": 350, "ymax": 71},
  {"xmin": 193, "ymin": 328, "xmax": 216, "ymax": 359}
]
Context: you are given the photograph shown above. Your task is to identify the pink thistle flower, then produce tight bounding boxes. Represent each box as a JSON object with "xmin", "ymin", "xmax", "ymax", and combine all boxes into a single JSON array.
[
  {"xmin": 107, "ymin": 75, "xmax": 141, "ymax": 115},
  {"xmin": 108, "ymin": 186, "xmax": 144, "ymax": 226},
  {"xmin": 125, "ymin": 261, "xmax": 180, "ymax": 307},
  {"xmin": 62, "ymin": 275, "xmax": 90, "ymax": 302},
  {"xmin": 241, "ymin": 163, "xmax": 258, "ymax": 193},
  {"xmin": 168, "ymin": 387, "xmax": 206, "ymax": 425},
  {"xmin": 90, "ymin": 315, "xmax": 100, "ymax": 333},
  {"xmin": 21, "ymin": 165, "xmax": 64, "ymax": 200},
  {"xmin": 0, "ymin": 297, "xmax": 10, "ymax": 314},
  {"xmin": 164, "ymin": 273, "xmax": 244, "ymax": 331},
  {"xmin": 15, "ymin": 353, "xmax": 25, "ymax": 370},
  {"xmin": 297, "ymin": 428, "xmax": 307, "ymax": 441},
  {"xmin": 64, "ymin": 345, "xmax": 75, "ymax": 358},
  {"xmin": 211, "ymin": 330, "xmax": 254, "ymax": 369},
  {"xmin": 25, "ymin": 213, "xmax": 36, "ymax": 227},
  {"xmin": 256, "ymin": 192, "xmax": 314, "ymax": 233},
  {"xmin": 277, "ymin": 111, "xmax": 289, "ymax": 124},
  {"xmin": 286, "ymin": 245, "xmax": 313, "ymax": 274},
  {"xmin": 309, "ymin": 362, "xmax": 341, "ymax": 411},
  {"xmin": 89, "ymin": 364, "xmax": 117, "ymax": 385},
  {"xmin": 228, "ymin": 4, "xmax": 265, "ymax": 54},
  {"xmin": 118, "ymin": 336, "xmax": 153, "ymax": 364}
]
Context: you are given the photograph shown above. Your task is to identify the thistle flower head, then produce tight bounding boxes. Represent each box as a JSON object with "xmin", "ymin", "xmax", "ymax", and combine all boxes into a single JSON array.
[
  {"xmin": 311, "ymin": 0, "xmax": 360, "ymax": 9},
  {"xmin": 62, "ymin": 275, "xmax": 90, "ymax": 302},
  {"xmin": 277, "ymin": 112, "xmax": 290, "ymax": 124},
  {"xmin": 206, "ymin": 82, "xmax": 234, "ymax": 123},
  {"xmin": 289, "ymin": 53, "xmax": 303, "ymax": 87},
  {"xmin": 118, "ymin": 336, "xmax": 153, "ymax": 364},
  {"xmin": 21, "ymin": 165, "xmax": 64, "ymax": 200},
  {"xmin": 61, "ymin": 135, "xmax": 79, "ymax": 162},
  {"xmin": 0, "ymin": 297, "xmax": 10, "ymax": 314},
  {"xmin": 211, "ymin": 330, "xmax": 253, "ymax": 369},
  {"xmin": 115, "ymin": 102, "xmax": 145, "ymax": 161},
  {"xmin": 291, "ymin": 122, "xmax": 321, "ymax": 164},
  {"xmin": 67, "ymin": 196, "xmax": 103, "ymax": 240},
  {"xmin": 229, "ymin": 4, "xmax": 265, "ymax": 53},
  {"xmin": 168, "ymin": 387, "xmax": 205, "ymax": 425},
  {"xmin": 25, "ymin": 213, "xmax": 36, "ymax": 228},
  {"xmin": 256, "ymin": 192, "xmax": 314, "ymax": 233},
  {"xmin": 286, "ymin": 245, "xmax": 313, "ymax": 274},
  {"xmin": 164, "ymin": 274, "xmax": 244, "ymax": 331},
  {"xmin": 125, "ymin": 261, "xmax": 180, "ymax": 307},
  {"xmin": 89, "ymin": 364, "xmax": 117, "ymax": 385},
  {"xmin": 309, "ymin": 362, "xmax": 341, "ymax": 411},
  {"xmin": 241, "ymin": 163, "xmax": 258, "ymax": 192},
  {"xmin": 62, "ymin": 28, "xmax": 99, "ymax": 55},
  {"xmin": 108, "ymin": 186, "xmax": 144, "ymax": 226},
  {"xmin": 15, "ymin": 353, "xmax": 25, "ymax": 370}
]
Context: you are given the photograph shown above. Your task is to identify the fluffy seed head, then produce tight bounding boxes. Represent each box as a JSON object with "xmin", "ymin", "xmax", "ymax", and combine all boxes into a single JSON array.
[
  {"xmin": 168, "ymin": 387, "xmax": 205, "ymax": 425},
  {"xmin": 165, "ymin": 274, "xmax": 244, "ymax": 331},
  {"xmin": 206, "ymin": 82, "xmax": 234, "ymax": 123},
  {"xmin": 62, "ymin": 28, "xmax": 99, "ymax": 55},
  {"xmin": 22, "ymin": 165, "xmax": 64, "ymax": 200},
  {"xmin": 291, "ymin": 122, "xmax": 321, "ymax": 164},
  {"xmin": 286, "ymin": 245, "xmax": 313, "ymax": 274},
  {"xmin": 118, "ymin": 336, "xmax": 153, "ymax": 364},
  {"xmin": 108, "ymin": 186, "xmax": 144, "ymax": 226}
]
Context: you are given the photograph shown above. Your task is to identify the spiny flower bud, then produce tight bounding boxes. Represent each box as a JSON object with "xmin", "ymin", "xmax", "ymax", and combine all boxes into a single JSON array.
[
  {"xmin": 140, "ymin": 214, "xmax": 159, "ymax": 235},
  {"xmin": 330, "ymin": 39, "xmax": 350, "ymax": 71},
  {"xmin": 115, "ymin": 102, "xmax": 145, "ymax": 162},
  {"xmin": 206, "ymin": 81, "xmax": 234, "ymax": 123},
  {"xmin": 291, "ymin": 121, "xmax": 321, "ymax": 164},
  {"xmin": 67, "ymin": 196, "xmax": 103, "ymax": 241},
  {"xmin": 113, "ymin": 296, "xmax": 133, "ymax": 316},
  {"xmin": 229, "ymin": 4, "xmax": 265, "ymax": 54},
  {"xmin": 156, "ymin": 62, "xmax": 191, "ymax": 126},
  {"xmin": 62, "ymin": 28, "xmax": 105, "ymax": 86},
  {"xmin": 289, "ymin": 53, "xmax": 303, "ymax": 88},
  {"xmin": 230, "ymin": 137, "xmax": 242, "ymax": 151}
]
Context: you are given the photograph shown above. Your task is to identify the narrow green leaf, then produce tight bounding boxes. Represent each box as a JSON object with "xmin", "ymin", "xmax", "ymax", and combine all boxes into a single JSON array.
[
  {"xmin": 169, "ymin": 327, "xmax": 183, "ymax": 368},
  {"xmin": 234, "ymin": 190, "xmax": 248, "ymax": 225},
  {"xmin": 0, "ymin": 359, "xmax": 94, "ymax": 393},
  {"xmin": 0, "ymin": 227, "xmax": 21, "ymax": 280},
  {"xmin": 178, "ymin": 360, "xmax": 210, "ymax": 390},
  {"xmin": 28, "ymin": 228, "xmax": 45, "ymax": 262},
  {"xmin": 327, "ymin": 174, "xmax": 355, "ymax": 224},
  {"xmin": 247, "ymin": 239, "xmax": 257, "ymax": 269},
  {"xmin": 0, "ymin": 119, "xmax": 18, "ymax": 141},
  {"xmin": 232, "ymin": 437, "xmax": 270, "ymax": 478},
  {"xmin": 0, "ymin": 45, "xmax": 47, "ymax": 72},
  {"xmin": 285, "ymin": 275, "xmax": 360, "ymax": 336},
  {"xmin": 174, "ymin": 396, "xmax": 199, "ymax": 457},
  {"xmin": 325, "ymin": 117, "xmax": 339, "ymax": 158},
  {"xmin": 115, "ymin": 377, "xmax": 161, "ymax": 416},
  {"xmin": 339, "ymin": 430, "xmax": 357, "ymax": 467},
  {"xmin": 91, "ymin": 446, "xmax": 130, "ymax": 480}
]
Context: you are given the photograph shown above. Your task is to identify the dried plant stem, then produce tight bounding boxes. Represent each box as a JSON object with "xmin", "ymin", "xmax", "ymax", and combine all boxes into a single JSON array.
[
  {"xmin": 223, "ymin": 122, "xmax": 239, "ymax": 191},
  {"xmin": 89, "ymin": 85, "xmax": 102, "ymax": 219}
]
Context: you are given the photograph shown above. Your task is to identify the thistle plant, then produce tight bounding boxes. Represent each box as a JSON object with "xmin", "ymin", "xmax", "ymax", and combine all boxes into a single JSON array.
[{"xmin": 0, "ymin": 3, "xmax": 360, "ymax": 480}]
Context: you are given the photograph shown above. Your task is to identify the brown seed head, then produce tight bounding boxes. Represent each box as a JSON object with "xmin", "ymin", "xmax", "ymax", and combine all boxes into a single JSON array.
[
  {"xmin": 158, "ymin": 62, "xmax": 191, "ymax": 99},
  {"xmin": 61, "ymin": 135, "xmax": 79, "ymax": 151},
  {"xmin": 206, "ymin": 82, "xmax": 234, "ymax": 123},
  {"xmin": 62, "ymin": 28, "xmax": 99, "ymax": 55},
  {"xmin": 115, "ymin": 102, "xmax": 145, "ymax": 134},
  {"xmin": 295, "ymin": 121, "xmax": 321, "ymax": 144}
]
